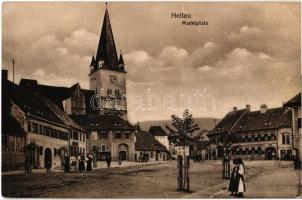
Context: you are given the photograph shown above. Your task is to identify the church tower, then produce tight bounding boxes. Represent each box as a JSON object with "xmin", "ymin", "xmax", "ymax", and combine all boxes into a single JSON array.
[{"xmin": 89, "ymin": 6, "xmax": 127, "ymax": 115}]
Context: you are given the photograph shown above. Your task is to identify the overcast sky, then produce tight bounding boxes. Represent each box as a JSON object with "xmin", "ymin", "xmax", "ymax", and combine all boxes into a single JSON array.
[{"xmin": 2, "ymin": 2, "xmax": 301, "ymax": 123}]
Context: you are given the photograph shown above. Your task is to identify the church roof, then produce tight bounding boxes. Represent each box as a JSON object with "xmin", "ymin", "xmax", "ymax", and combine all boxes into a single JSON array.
[{"xmin": 94, "ymin": 8, "xmax": 121, "ymax": 72}]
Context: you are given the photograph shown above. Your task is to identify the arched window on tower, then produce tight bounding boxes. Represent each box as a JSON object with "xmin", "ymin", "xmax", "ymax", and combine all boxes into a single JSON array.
[{"xmin": 98, "ymin": 60, "xmax": 104, "ymax": 69}]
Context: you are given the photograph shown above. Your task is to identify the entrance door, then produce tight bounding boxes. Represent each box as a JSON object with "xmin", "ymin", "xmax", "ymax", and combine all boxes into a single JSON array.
[
  {"xmin": 118, "ymin": 144, "xmax": 129, "ymax": 161},
  {"xmin": 44, "ymin": 148, "xmax": 52, "ymax": 168},
  {"xmin": 119, "ymin": 151, "xmax": 127, "ymax": 160},
  {"xmin": 265, "ymin": 147, "xmax": 276, "ymax": 160}
]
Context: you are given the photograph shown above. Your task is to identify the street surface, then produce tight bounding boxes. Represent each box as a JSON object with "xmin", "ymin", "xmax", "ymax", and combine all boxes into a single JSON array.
[{"xmin": 2, "ymin": 160, "xmax": 300, "ymax": 198}]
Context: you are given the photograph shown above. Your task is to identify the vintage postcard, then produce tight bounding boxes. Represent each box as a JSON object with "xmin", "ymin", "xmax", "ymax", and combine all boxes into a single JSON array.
[{"xmin": 1, "ymin": 1, "xmax": 301, "ymax": 198}]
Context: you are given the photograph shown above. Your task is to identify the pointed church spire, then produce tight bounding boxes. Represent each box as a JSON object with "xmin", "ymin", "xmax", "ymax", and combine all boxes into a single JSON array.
[
  {"xmin": 90, "ymin": 53, "xmax": 95, "ymax": 67},
  {"xmin": 118, "ymin": 50, "xmax": 125, "ymax": 65},
  {"xmin": 118, "ymin": 50, "xmax": 125, "ymax": 71},
  {"xmin": 95, "ymin": 4, "xmax": 119, "ymax": 71}
]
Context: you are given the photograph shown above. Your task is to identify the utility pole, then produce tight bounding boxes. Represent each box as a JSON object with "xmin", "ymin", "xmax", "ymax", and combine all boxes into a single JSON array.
[{"xmin": 12, "ymin": 59, "xmax": 15, "ymax": 83}]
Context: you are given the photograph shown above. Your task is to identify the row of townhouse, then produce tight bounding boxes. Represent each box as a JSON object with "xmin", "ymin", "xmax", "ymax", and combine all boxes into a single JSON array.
[
  {"xmin": 207, "ymin": 102, "xmax": 297, "ymax": 160},
  {"xmin": 2, "ymin": 70, "xmax": 170, "ymax": 171},
  {"xmin": 2, "ymin": 72, "xmax": 86, "ymax": 171}
]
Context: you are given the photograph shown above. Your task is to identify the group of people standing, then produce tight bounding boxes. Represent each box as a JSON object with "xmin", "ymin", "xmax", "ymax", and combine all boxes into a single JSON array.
[
  {"xmin": 228, "ymin": 158, "xmax": 246, "ymax": 198},
  {"xmin": 62, "ymin": 154, "xmax": 93, "ymax": 173}
]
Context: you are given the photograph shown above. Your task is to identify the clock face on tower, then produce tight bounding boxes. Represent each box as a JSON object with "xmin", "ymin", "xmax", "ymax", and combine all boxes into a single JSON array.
[{"xmin": 110, "ymin": 75, "xmax": 117, "ymax": 83}]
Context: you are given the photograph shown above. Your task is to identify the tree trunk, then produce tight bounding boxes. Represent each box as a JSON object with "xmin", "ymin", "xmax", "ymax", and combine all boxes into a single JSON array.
[
  {"xmin": 183, "ymin": 155, "xmax": 186, "ymax": 190},
  {"xmin": 177, "ymin": 155, "xmax": 183, "ymax": 190},
  {"xmin": 186, "ymin": 156, "xmax": 190, "ymax": 191}
]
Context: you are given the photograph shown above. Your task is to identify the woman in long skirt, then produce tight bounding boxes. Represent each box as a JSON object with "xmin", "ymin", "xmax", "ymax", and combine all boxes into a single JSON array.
[
  {"xmin": 86, "ymin": 155, "xmax": 93, "ymax": 171},
  {"xmin": 228, "ymin": 158, "xmax": 238, "ymax": 196},
  {"xmin": 236, "ymin": 158, "xmax": 246, "ymax": 197}
]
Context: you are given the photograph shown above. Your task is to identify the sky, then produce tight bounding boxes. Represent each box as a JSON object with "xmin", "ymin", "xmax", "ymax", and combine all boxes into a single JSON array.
[{"xmin": 2, "ymin": 2, "xmax": 301, "ymax": 123}]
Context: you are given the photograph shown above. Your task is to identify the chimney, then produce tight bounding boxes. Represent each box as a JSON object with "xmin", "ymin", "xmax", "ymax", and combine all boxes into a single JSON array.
[
  {"xmin": 260, "ymin": 104, "xmax": 268, "ymax": 114},
  {"xmin": 2, "ymin": 69, "xmax": 8, "ymax": 81},
  {"xmin": 246, "ymin": 104, "xmax": 251, "ymax": 112},
  {"xmin": 233, "ymin": 107, "xmax": 238, "ymax": 111}
]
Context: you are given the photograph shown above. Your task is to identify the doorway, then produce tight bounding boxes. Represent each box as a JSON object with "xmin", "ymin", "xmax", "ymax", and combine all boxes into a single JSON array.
[
  {"xmin": 44, "ymin": 148, "xmax": 52, "ymax": 168},
  {"xmin": 265, "ymin": 147, "xmax": 276, "ymax": 160},
  {"xmin": 118, "ymin": 144, "xmax": 128, "ymax": 160}
]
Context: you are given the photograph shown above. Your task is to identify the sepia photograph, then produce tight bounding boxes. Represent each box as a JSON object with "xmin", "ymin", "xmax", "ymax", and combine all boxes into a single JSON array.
[{"xmin": 1, "ymin": 1, "xmax": 301, "ymax": 198}]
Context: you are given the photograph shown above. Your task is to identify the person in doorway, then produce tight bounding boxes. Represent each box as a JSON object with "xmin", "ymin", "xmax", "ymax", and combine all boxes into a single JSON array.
[
  {"xmin": 45, "ymin": 159, "xmax": 51, "ymax": 173},
  {"xmin": 106, "ymin": 155, "xmax": 112, "ymax": 168},
  {"xmin": 235, "ymin": 158, "xmax": 246, "ymax": 197},
  {"xmin": 228, "ymin": 158, "xmax": 239, "ymax": 196},
  {"xmin": 118, "ymin": 155, "xmax": 122, "ymax": 165}
]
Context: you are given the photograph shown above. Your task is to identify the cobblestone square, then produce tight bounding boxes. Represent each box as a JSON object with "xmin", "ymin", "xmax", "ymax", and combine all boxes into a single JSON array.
[{"xmin": 2, "ymin": 160, "xmax": 300, "ymax": 198}]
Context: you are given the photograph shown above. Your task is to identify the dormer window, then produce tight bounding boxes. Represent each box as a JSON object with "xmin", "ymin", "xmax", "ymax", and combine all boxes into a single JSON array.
[{"xmin": 98, "ymin": 60, "xmax": 104, "ymax": 68}]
